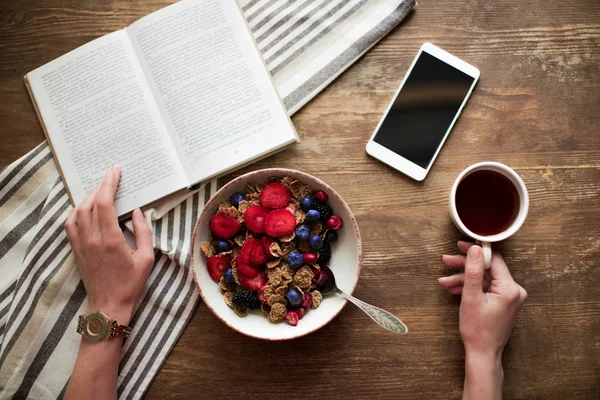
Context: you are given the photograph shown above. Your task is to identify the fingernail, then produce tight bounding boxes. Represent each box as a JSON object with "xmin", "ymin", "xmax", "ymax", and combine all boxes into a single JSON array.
[
  {"xmin": 438, "ymin": 277, "xmax": 447, "ymax": 282},
  {"xmin": 112, "ymin": 165, "xmax": 121, "ymax": 175},
  {"xmin": 134, "ymin": 208, "xmax": 143, "ymax": 217},
  {"xmin": 468, "ymin": 246, "xmax": 482, "ymax": 260}
]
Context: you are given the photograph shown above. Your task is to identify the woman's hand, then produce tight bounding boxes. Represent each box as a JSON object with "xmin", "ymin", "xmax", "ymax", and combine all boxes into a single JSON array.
[
  {"xmin": 439, "ymin": 241, "xmax": 527, "ymax": 400},
  {"xmin": 64, "ymin": 166, "xmax": 154, "ymax": 400},
  {"xmin": 64, "ymin": 165, "xmax": 154, "ymax": 324}
]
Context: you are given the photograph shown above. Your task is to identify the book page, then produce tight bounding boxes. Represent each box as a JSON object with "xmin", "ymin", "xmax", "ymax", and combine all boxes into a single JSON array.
[
  {"xmin": 26, "ymin": 30, "xmax": 187, "ymax": 216},
  {"xmin": 126, "ymin": 0, "xmax": 298, "ymax": 184}
]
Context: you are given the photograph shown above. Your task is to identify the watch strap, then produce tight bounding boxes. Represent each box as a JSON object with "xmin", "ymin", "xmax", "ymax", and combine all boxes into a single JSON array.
[{"xmin": 109, "ymin": 319, "xmax": 132, "ymax": 338}]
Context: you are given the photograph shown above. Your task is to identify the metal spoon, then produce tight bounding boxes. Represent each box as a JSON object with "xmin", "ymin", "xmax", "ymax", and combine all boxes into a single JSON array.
[{"xmin": 319, "ymin": 265, "xmax": 408, "ymax": 334}]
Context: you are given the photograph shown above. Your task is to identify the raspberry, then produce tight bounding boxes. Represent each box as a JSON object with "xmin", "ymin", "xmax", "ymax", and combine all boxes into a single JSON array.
[
  {"xmin": 303, "ymin": 252, "xmax": 318, "ymax": 264},
  {"xmin": 301, "ymin": 293, "xmax": 312, "ymax": 309},
  {"xmin": 285, "ymin": 311, "xmax": 299, "ymax": 326},
  {"xmin": 314, "ymin": 190, "xmax": 328, "ymax": 202},
  {"xmin": 326, "ymin": 216, "xmax": 343, "ymax": 230},
  {"xmin": 296, "ymin": 307, "xmax": 306, "ymax": 320}
]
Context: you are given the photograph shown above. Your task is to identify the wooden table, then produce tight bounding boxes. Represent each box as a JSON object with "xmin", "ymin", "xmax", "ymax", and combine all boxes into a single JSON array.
[{"xmin": 1, "ymin": 1, "xmax": 599, "ymax": 398}]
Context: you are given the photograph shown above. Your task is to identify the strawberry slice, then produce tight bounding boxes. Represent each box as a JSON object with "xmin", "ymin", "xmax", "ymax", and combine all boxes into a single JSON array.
[
  {"xmin": 237, "ymin": 259, "xmax": 261, "ymax": 278},
  {"xmin": 238, "ymin": 271, "xmax": 267, "ymax": 292},
  {"xmin": 259, "ymin": 183, "xmax": 291, "ymax": 209},
  {"xmin": 251, "ymin": 242, "xmax": 268, "ymax": 265},
  {"xmin": 260, "ymin": 236, "xmax": 276, "ymax": 260},
  {"xmin": 209, "ymin": 214, "xmax": 241, "ymax": 239},
  {"xmin": 243, "ymin": 205, "xmax": 270, "ymax": 233},
  {"xmin": 239, "ymin": 238, "xmax": 260, "ymax": 263},
  {"xmin": 206, "ymin": 254, "xmax": 231, "ymax": 282},
  {"xmin": 264, "ymin": 209, "xmax": 296, "ymax": 237}
]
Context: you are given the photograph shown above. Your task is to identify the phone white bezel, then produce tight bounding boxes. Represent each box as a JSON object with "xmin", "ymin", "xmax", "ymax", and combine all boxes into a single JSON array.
[{"xmin": 366, "ymin": 42, "xmax": 480, "ymax": 181}]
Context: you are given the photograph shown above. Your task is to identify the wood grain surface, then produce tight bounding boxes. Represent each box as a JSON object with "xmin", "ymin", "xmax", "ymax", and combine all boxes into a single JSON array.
[{"xmin": 1, "ymin": 0, "xmax": 599, "ymax": 399}]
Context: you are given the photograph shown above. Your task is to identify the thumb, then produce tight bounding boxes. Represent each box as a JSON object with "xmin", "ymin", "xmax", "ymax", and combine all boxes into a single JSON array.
[
  {"xmin": 132, "ymin": 208, "xmax": 154, "ymax": 266},
  {"xmin": 463, "ymin": 245, "xmax": 485, "ymax": 298}
]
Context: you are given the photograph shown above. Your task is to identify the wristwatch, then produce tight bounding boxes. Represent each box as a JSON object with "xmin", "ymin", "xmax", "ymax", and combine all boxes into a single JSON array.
[{"xmin": 76, "ymin": 311, "xmax": 132, "ymax": 342}]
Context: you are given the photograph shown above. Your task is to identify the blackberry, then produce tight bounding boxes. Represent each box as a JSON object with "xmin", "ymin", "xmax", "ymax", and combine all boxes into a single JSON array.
[
  {"xmin": 232, "ymin": 291, "xmax": 252, "ymax": 306},
  {"xmin": 312, "ymin": 201, "xmax": 332, "ymax": 222},
  {"xmin": 319, "ymin": 241, "xmax": 332, "ymax": 262},
  {"xmin": 324, "ymin": 230, "xmax": 338, "ymax": 244},
  {"xmin": 246, "ymin": 293, "xmax": 262, "ymax": 309}
]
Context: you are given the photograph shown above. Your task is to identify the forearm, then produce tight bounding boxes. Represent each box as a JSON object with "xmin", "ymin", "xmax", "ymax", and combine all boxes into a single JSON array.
[
  {"xmin": 64, "ymin": 306, "xmax": 132, "ymax": 400},
  {"xmin": 463, "ymin": 353, "xmax": 504, "ymax": 400}
]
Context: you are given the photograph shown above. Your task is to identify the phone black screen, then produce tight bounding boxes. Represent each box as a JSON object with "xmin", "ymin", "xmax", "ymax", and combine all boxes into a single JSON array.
[{"xmin": 373, "ymin": 51, "xmax": 475, "ymax": 169}]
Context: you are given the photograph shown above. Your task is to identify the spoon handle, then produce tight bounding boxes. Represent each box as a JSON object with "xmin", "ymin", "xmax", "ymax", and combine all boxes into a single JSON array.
[{"xmin": 336, "ymin": 289, "xmax": 408, "ymax": 334}]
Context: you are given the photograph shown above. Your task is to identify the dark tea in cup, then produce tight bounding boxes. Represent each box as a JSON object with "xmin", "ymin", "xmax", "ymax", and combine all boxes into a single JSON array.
[
  {"xmin": 454, "ymin": 169, "xmax": 520, "ymax": 236},
  {"xmin": 450, "ymin": 162, "xmax": 529, "ymax": 268}
]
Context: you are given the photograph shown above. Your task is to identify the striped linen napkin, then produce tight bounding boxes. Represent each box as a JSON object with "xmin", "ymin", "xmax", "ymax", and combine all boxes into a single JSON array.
[{"xmin": 0, "ymin": 0, "xmax": 414, "ymax": 398}]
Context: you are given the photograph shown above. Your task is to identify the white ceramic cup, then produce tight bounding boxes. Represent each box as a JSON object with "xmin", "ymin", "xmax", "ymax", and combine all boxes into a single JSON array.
[{"xmin": 449, "ymin": 162, "xmax": 529, "ymax": 269}]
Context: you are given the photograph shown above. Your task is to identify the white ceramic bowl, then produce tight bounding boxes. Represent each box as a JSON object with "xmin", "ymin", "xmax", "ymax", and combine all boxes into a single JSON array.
[{"xmin": 191, "ymin": 168, "xmax": 362, "ymax": 340}]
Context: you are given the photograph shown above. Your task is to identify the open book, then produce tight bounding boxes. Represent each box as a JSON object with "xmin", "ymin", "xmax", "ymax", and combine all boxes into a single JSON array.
[{"xmin": 25, "ymin": 0, "xmax": 298, "ymax": 217}]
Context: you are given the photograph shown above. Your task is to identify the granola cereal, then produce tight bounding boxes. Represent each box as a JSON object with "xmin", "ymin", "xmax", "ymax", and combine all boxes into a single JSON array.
[
  {"xmin": 266, "ymin": 267, "xmax": 283, "ymax": 286},
  {"xmin": 233, "ymin": 304, "xmax": 249, "ymax": 317},
  {"xmin": 202, "ymin": 176, "xmax": 343, "ymax": 326},
  {"xmin": 200, "ymin": 241, "xmax": 216, "ymax": 258},
  {"xmin": 219, "ymin": 276, "xmax": 235, "ymax": 292},
  {"xmin": 310, "ymin": 290, "xmax": 323, "ymax": 309},
  {"xmin": 218, "ymin": 204, "xmax": 239, "ymax": 219},
  {"xmin": 268, "ymin": 303, "xmax": 287, "ymax": 323},
  {"xmin": 223, "ymin": 292, "xmax": 234, "ymax": 307}
]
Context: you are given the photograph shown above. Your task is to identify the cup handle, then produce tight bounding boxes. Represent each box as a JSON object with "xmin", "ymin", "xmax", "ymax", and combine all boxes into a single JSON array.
[{"xmin": 480, "ymin": 241, "xmax": 492, "ymax": 269}]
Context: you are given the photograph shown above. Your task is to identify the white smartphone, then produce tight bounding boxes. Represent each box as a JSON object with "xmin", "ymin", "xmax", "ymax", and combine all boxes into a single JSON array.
[{"xmin": 366, "ymin": 43, "xmax": 480, "ymax": 181}]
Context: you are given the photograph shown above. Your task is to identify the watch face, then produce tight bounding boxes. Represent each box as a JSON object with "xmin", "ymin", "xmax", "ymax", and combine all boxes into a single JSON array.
[
  {"xmin": 83, "ymin": 312, "xmax": 109, "ymax": 341},
  {"xmin": 88, "ymin": 317, "xmax": 103, "ymax": 335}
]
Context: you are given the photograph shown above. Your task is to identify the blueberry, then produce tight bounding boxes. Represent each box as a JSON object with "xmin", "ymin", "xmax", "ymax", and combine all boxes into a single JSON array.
[
  {"xmin": 300, "ymin": 196, "xmax": 313, "ymax": 211},
  {"xmin": 287, "ymin": 251, "xmax": 304, "ymax": 269},
  {"xmin": 295, "ymin": 225, "xmax": 311, "ymax": 241},
  {"xmin": 309, "ymin": 235, "xmax": 323, "ymax": 250},
  {"xmin": 214, "ymin": 239, "xmax": 230, "ymax": 253},
  {"xmin": 286, "ymin": 289, "xmax": 302, "ymax": 307},
  {"xmin": 224, "ymin": 268, "xmax": 235, "ymax": 284},
  {"xmin": 306, "ymin": 209, "xmax": 320, "ymax": 221},
  {"xmin": 230, "ymin": 192, "xmax": 245, "ymax": 207},
  {"xmin": 324, "ymin": 230, "xmax": 338, "ymax": 244}
]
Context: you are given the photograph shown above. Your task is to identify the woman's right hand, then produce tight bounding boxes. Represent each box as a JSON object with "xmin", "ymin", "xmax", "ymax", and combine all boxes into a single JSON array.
[{"xmin": 439, "ymin": 241, "xmax": 527, "ymax": 399}]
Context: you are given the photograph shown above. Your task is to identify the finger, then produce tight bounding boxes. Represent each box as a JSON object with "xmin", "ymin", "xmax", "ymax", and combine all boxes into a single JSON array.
[
  {"xmin": 75, "ymin": 186, "xmax": 99, "ymax": 235},
  {"xmin": 65, "ymin": 207, "xmax": 80, "ymax": 249},
  {"xmin": 489, "ymin": 251, "xmax": 515, "ymax": 283},
  {"xmin": 447, "ymin": 286, "xmax": 463, "ymax": 295},
  {"xmin": 442, "ymin": 254, "xmax": 466, "ymax": 269},
  {"xmin": 95, "ymin": 166, "xmax": 122, "ymax": 236},
  {"xmin": 457, "ymin": 240, "xmax": 476, "ymax": 254},
  {"xmin": 439, "ymin": 272, "xmax": 492, "ymax": 292},
  {"xmin": 132, "ymin": 208, "xmax": 154, "ymax": 269},
  {"xmin": 438, "ymin": 274, "xmax": 465, "ymax": 288},
  {"xmin": 463, "ymin": 245, "xmax": 485, "ymax": 298}
]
